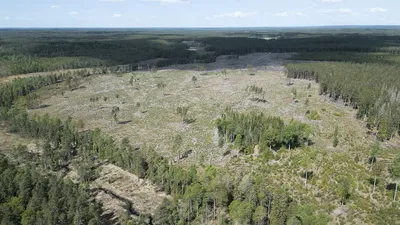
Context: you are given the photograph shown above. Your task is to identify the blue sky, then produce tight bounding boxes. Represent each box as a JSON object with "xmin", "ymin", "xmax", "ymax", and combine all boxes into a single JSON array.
[{"xmin": 0, "ymin": 0, "xmax": 398, "ymax": 27}]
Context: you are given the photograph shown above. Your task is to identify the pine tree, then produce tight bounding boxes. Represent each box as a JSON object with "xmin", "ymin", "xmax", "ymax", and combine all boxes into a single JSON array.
[
  {"xmin": 333, "ymin": 126, "xmax": 339, "ymax": 147},
  {"xmin": 391, "ymin": 155, "xmax": 400, "ymax": 201}
]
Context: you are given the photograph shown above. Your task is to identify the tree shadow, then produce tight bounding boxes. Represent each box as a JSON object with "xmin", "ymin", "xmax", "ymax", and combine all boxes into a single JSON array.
[
  {"xmin": 71, "ymin": 86, "xmax": 86, "ymax": 91},
  {"xmin": 223, "ymin": 150, "xmax": 231, "ymax": 156},
  {"xmin": 307, "ymin": 140, "xmax": 315, "ymax": 146},
  {"xmin": 183, "ymin": 118, "xmax": 196, "ymax": 124},
  {"xmin": 179, "ymin": 149, "xmax": 193, "ymax": 160},
  {"xmin": 100, "ymin": 211, "xmax": 119, "ymax": 225},
  {"xmin": 30, "ymin": 104, "xmax": 51, "ymax": 110},
  {"xmin": 302, "ymin": 171, "xmax": 314, "ymax": 179},
  {"xmin": 368, "ymin": 156, "xmax": 377, "ymax": 164},
  {"xmin": 386, "ymin": 183, "xmax": 397, "ymax": 191},
  {"xmin": 250, "ymin": 98, "xmax": 268, "ymax": 103},
  {"xmin": 117, "ymin": 120, "xmax": 132, "ymax": 125},
  {"xmin": 368, "ymin": 178, "xmax": 380, "ymax": 185}
]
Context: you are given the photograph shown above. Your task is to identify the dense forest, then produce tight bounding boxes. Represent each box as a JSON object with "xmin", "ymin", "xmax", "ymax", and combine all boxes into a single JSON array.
[
  {"xmin": 286, "ymin": 62, "xmax": 400, "ymax": 141},
  {"xmin": 216, "ymin": 109, "xmax": 311, "ymax": 152},
  {"xmin": 201, "ymin": 35, "xmax": 400, "ymax": 55},
  {"xmin": 0, "ymin": 30, "xmax": 216, "ymax": 76},
  {"xmin": 0, "ymin": 156, "xmax": 107, "ymax": 225}
]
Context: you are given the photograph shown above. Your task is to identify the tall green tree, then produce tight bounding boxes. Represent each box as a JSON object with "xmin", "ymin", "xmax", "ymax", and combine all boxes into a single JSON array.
[{"xmin": 391, "ymin": 155, "xmax": 400, "ymax": 201}]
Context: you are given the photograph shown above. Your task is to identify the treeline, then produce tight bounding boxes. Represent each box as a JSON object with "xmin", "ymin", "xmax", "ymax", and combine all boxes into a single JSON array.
[
  {"xmin": 0, "ymin": 156, "xmax": 107, "ymax": 225},
  {"xmin": 216, "ymin": 109, "xmax": 312, "ymax": 152},
  {"xmin": 286, "ymin": 62, "xmax": 400, "ymax": 140},
  {"xmin": 201, "ymin": 35, "xmax": 400, "ymax": 55},
  {"xmin": 1, "ymin": 55, "xmax": 108, "ymax": 76},
  {"xmin": 0, "ymin": 37, "xmax": 216, "ymax": 76},
  {"xmin": 293, "ymin": 52, "xmax": 400, "ymax": 65}
]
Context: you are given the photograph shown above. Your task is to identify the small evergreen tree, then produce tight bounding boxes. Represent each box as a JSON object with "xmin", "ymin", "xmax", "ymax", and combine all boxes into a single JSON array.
[{"xmin": 333, "ymin": 126, "xmax": 339, "ymax": 147}]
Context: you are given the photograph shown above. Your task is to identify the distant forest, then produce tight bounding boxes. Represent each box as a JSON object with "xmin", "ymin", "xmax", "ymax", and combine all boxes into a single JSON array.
[{"xmin": 2, "ymin": 28, "xmax": 400, "ymax": 76}]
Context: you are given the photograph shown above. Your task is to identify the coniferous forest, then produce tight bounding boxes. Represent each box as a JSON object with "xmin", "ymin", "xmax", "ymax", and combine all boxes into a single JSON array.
[{"xmin": 1, "ymin": 28, "xmax": 400, "ymax": 225}]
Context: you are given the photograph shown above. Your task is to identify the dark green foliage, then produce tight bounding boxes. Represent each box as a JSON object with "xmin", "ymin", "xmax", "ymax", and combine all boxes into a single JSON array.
[
  {"xmin": 201, "ymin": 35, "xmax": 395, "ymax": 55},
  {"xmin": 270, "ymin": 187, "xmax": 291, "ymax": 225},
  {"xmin": 0, "ymin": 156, "xmax": 107, "ymax": 225},
  {"xmin": 337, "ymin": 177, "xmax": 352, "ymax": 205},
  {"xmin": 229, "ymin": 200, "xmax": 254, "ymax": 224},
  {"xmin": 0, "ymin": 30, "xmax": 216, "ymax": 76},
  {"xmin": 216, "ymin": 109, "xmax": 311, "ymax": 152},
  {"xmin": 286, "ymin": 62, "xmax": 400, "ymax": 140},
  {"xmin": 294, "ymin": 52, "xmax": 400, "ymax": 65}
]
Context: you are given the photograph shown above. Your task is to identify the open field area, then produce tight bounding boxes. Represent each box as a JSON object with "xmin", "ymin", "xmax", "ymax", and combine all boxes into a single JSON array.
[{"xmin": 30, "ymin": 55, "xmax": 372, "ymax": 166}]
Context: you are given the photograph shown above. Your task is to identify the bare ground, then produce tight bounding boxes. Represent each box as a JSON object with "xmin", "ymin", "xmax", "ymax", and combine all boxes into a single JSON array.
[
  {"xmin": 31, "ymin": 58, "xmax": 373, "ymax": 166},
  {"xmin": 92, "ymin": 164, "xmax": 169, "ymax": 216}
]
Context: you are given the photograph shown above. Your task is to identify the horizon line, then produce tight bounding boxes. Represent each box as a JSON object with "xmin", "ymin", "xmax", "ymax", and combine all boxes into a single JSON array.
[{"xmin": 1, "ymin": 25, "xmax": 400, "ymax": 29}]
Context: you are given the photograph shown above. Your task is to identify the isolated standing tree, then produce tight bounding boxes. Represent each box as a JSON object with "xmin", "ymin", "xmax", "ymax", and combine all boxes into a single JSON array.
[
  {"xmin": 300, "ymin": 154, "xmax": 313, "ymax": 186},
  {"xmin": 129, "ymin": 75, "xmax": 134, "ymax": 86},
  {"xmin": 172, "ymin": 134, "xmax": 183, "ymax": 161},
  {"xmin": 111, "ymin": 106, "xmax": 120, "ymax": 124},
  {"xmin": 371, "ymin": 161, "xmax": 384, "ymax": 196},
  {"xmin": 222, "ymin": 69, "xmax": 227, "ymax": 79},
  {"xmin": 176, "ymin": 106, "xmax": 189, "ymax": 122},
  {"xmin": 192, "ymin": 76, "xmax": 197, "ymax": 87},
  {"xmin": 390, "ymin": 155, "xmax": 400, "ymax": 201},
  {"xmin": 66, "ymin": 77, "xmax": 79, "ymax": 91},
  {"xmin": 333, "ymin": 126, "xmax": 339, "ymax": 147},
  {"xmin": 337, "ymin": 177, "xmax": 351, "ymax": 205},
  {"xmin": 292, "ymin": 88, "xmax": 297, "ymax": 99},
  {"xmin": 370, "ymin": 142, "xmax": 380, "ymax": 168},
  {"xmin": 27, "ymin": 93, "xmax": 41, "ymax": 109},
  {"xmin": 157, "ymin": 81, "xmax": 166, "ymax": 95}
]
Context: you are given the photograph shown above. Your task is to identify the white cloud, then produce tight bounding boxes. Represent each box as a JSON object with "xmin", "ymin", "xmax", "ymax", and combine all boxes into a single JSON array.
[
  {"xmin": 68, "ymin": 11, "xmax": 79, "ymax": 15},
  {"xmin": 112, "ymin": 13, "xmax": 122, "ymax": 18},
  {"xmin": 337, "ymin": 8, "xmax": 352, "ymax": 13},
  {"xmin": 144, "ymin": 0, "xmax": 190, "ymax": 4},
  {"xmin": 318, "ymin": 9, "xmax": 333, "ymax": 13},
  {"xmin": 273, "ymin": 12, "xmax": 289, "ymax": 17},
  {"xmin": 272, "ymin": 12, "xmax": 306, "ymax": 17},
  {"xmin": 214, "ymin": 11, "xmax": 258, "ymax": 18},
  {"xmin": 100, "ymin": 0, "xmax": 125, "ymax": 2},
  {"xmin": 50, "ymin": 5, "xmax": 61, "ymax": 9},
  {"xmin": 318, "ymin": 8, "xmax": 358, "ymax": 15},
  {"xmin": 368, "ymin": 8, "xmax": 388, "ymax": 13},
  {"xmin": 295, "ymin": 12, "xmax": 306, "ymax": 16},
  {"xmin": 320, "ymin": 0, "xmax": 344, "ymax": 3},
  {"xmin": 3, "ymin": 16, "xmax": 30, "ymax": 21}
]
